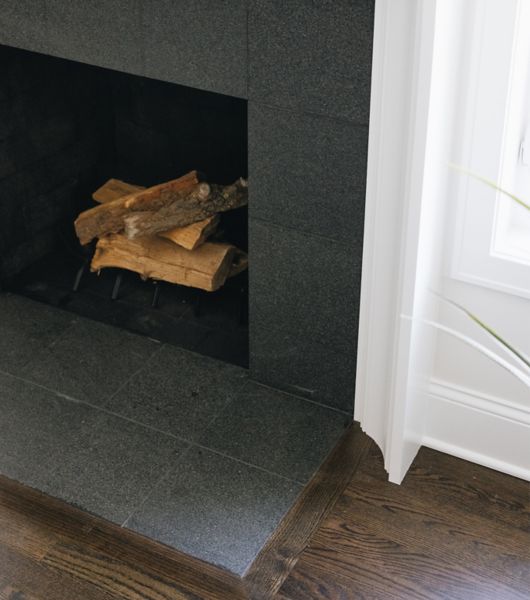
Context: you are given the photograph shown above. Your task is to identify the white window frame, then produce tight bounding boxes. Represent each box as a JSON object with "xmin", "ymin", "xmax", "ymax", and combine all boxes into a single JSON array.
[{"xmin": 451, "ymin": 0, "xmax": 530, "ymax": 299}]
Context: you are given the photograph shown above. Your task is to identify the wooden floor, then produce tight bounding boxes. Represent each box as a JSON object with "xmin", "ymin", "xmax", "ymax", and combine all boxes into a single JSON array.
[{"xmin": 1, "ymin": 427, "xmax": 529, "ymax": 600}]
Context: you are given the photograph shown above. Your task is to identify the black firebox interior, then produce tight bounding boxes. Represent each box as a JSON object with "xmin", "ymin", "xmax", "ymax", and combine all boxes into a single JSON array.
[{"xmin": 0, "ymin": 45, "xmax": 249, "ymax": 367}]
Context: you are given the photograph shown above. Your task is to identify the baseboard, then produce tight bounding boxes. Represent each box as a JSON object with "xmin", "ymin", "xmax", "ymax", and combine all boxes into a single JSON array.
[{"xmin": 423, "ymin": 379, "xmax": 530, "ymax": 482}]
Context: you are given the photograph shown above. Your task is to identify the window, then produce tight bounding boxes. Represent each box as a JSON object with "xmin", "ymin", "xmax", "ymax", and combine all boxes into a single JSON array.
[{"xmin": 451, "ymin": 0, "xmax": 530, "ymax": 298}]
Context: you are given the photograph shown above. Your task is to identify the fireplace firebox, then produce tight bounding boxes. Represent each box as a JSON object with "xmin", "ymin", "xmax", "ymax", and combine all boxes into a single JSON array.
[{"xmin": 0, "ymin": 45, "xmax": 250, "ymax": 366}]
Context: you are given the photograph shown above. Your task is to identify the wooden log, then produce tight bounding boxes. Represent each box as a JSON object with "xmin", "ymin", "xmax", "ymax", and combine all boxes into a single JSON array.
[
  {"xmin": 92, "ymin": 179, "xmax": 145, "ymax": 203},
  {"xmin": 91, "ymin": 234, "xmax": 236, "ymax": 292},
  {"xmin": 92, "ymin": 178, "xmax": 220, "ymax": 250},
  {"xmin": 159, "ymin": 214, "xmax": 220, "ymax": 251},
  {"xmin": 74, "ymin": 171, "xmax": 202, "ymax": 245},
  {"xmin": 123, "ymin": 178, "xmax": 248, "ymax": 240}
]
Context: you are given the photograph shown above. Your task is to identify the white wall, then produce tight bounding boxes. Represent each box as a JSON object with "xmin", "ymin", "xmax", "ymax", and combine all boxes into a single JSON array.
[
  {"xmin": 422, "ymin": 0, "xmax": 530, "ymax": 480},
  {"xmin": 434, "ymin": 281, "xmax": 530, "ymax": 407}
]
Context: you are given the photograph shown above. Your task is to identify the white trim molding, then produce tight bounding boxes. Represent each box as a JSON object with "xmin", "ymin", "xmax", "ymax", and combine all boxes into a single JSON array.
[
  {"xmin": 425, "ymin": 379, "xmax": 530, "ymax": 482},
  {"xmin": 355, "ymin": 0, "xmax": 440, "ymax": 483},
  {"xmin": 356, "ymin": 0, "xmax": 530, "ymax": 484}
]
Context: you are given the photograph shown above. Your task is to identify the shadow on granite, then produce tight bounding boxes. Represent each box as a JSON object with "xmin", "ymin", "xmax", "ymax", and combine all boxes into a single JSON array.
[{"xmin": 0, "ymin": 293, "xmax": 349, "ymax": 575}]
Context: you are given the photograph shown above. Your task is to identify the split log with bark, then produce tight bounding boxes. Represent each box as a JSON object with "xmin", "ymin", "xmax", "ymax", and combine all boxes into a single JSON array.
[
  {"xmin": 76, "ymin": 171, "xmax": 248, "ymax": 292},
  {"xmin": 91, "ymin": 234, "xmax": 237, "ymax": 292},
  {"xmin": 92, "ymin": 178, "xmax": 221, "ymax": 251},
  {"xmin": 74, "ymin": 171, "xmax": 248, "ymax": 245}
]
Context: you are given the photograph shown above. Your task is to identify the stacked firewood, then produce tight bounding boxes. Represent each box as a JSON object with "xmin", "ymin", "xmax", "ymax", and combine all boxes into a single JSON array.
[{"xmin": 74, "ymin": 171, "xmax": 248, "ymax": 292}]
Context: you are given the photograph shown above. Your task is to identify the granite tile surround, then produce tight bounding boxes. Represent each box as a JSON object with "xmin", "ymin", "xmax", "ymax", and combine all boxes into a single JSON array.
[
  {"xmin": 249, "ymin": 218, "xmax": 362, "ymax": 410},
  {"xmin": 0, "ymin": 294, "xmax": 347, "ymax": 574},
  {"xmin": 142, "ymin": 0, "xmax": 248, "ymax": 99},
  {"xmin": 0, "ymin": 0, "xmax": 247, "ymax": 99},
  {"xmin": 250, "ymin": 326, "xmax": 358, "ymax": 413},
  {"xmin": 0, "ymin": 0, "xmax": 375, "ymax": 413},
  {"xmin": 248, "ymin": 103, "xmax": 369, "ymax": 244},
  {"xmin": 45, "ymin": 0, "xmax": 144, "ymax": 75},
  {"xmin": 0, "ymin": 1, "xmax": 48, "ymax": 56},
  {"xmin": 248, "ymin": 0, "xmax": 375, "ymax": 124},
  {"xmin": 250, "ymin": 219, "xmax": 361, "ymax": 357}
]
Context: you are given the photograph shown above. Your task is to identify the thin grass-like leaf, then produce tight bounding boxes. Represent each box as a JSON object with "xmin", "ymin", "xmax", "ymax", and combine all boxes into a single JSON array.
[
  {"xmin": 449, "ymin": 163, "xmax": 530, "ymax": 212},
  {"xmin": 406, "ymin": 316, "xmax": 530, "ymax": 388},
  {"xmin": 434, "ymin": 291, "xmax": 530, "ymax": 371}
]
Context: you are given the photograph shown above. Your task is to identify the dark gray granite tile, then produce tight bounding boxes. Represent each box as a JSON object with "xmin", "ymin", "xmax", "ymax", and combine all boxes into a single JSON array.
[
  {"xmin": 104, "ymin": 345, "xmax": 247, "ymax": 442},
  {"xmin": 127, "ymin": 446, "xmax": 302, "ymax": 575},
  {"xmin": 141, "ymin": 0, "xmax": 247, "ymax": 98},
  {"xmin": 0, "ymin": 293, "xmax": 75, "ymax": 375},
  {"xmin": 0, "ymin": 1, "xmax": 49, "ymax": 54},
  {"xmin": 0, "ymin": 369, "xmax": 188, "ymax": 524},
  {"xmin": 44, "ymin": 0, "xmax": 144, "ymax": 74},
  {"xmin": 0, "ymin": 371, "xmax": 93, "ymax": 494},
  {"xmin": 53, "ymin": 411, "xmax": 189, "ymax": 524},
  {"xmin": 20, "ymin": 317, "xmax": 160, "ymax": 405},
  {"xmin": 249, "ymin": 102, "xmax": 368, "ymax": 244},
  {"xmin": 199, "ymin": 381, "xmax": 349, "ymax": 482},
  {"xmin": 250, "ymin": 325, "xmax": 357, "ymax": 413},
  {"xmin": 249, "ymin": 0, "xmax": 374, "ymax": 122},
  {"xmin": 248, "ymin": 219, "xmax": 362, "ymax": 357}
]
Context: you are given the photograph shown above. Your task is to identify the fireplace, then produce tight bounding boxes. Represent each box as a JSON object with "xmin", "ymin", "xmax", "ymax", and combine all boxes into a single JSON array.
[
  {"xmin": 0, "ymin": 0, "xmax": 374, "ymax": 577},
  {"xmin": 0, "ymin": 1, "xmax": 372, "ymax": 414},
  {"xmin": 0, "ymin": 45, "xmax": 250, "ymax": 366}
]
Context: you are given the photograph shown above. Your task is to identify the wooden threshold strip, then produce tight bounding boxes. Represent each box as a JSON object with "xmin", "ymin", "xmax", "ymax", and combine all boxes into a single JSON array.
[{"xmin": 242, "ymin": 422, "xmax": 372, "ymax": 599}]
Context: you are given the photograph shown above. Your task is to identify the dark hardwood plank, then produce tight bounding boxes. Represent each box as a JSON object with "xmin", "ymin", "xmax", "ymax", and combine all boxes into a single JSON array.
[
  {"xmin": 403, "ymin": 447, "xmax": 530, "ymax": 532},
  {"xmin": 0, "ymin": 499, "xmax": 58, "ymax": 561},
  {"xmin": 243, "ymin": 423, "xmax": 372, "ymax": 599},
  {"xmin": 281, "ymin": 552, "xmax": 424, "ymax": 600},
  {"xmin": 311, "ymin": 517, "xmax": 528, "ymax": 600},
  {"xmin": 281, "ymin": 441, "xmax": 530, "ymax": 600},
  {"xmin": 341, "ymin": 477, "xmax": 530, "ymax": 563},
  {"xmin": 0, "ymin": 545, "xmax": 114, "ymax": 600},
  {"xmin": 42, "ymin": 541, "xmax": 198, "ymax": 600},
  {"xmin": 0, "ymin": 476, "xmax": 246, "ymax": 600}
]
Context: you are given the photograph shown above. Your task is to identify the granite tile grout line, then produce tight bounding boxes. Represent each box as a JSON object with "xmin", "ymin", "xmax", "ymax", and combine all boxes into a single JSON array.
[
  {"xmin": 103, "ymin": 341, "xmax": 166, "ymax": 406},
  {"xmin": 249, "ymin": 213, "xmax": 365, "ymax": 249},
  {"xmin": 248, "ymin": 98, "xmax": 371, "ymax": 129},
  {"xmin": 0, "ymin": 368, "xmax": 307, "ymax": 486},
  {"xmin": 120, "ymin": 443, "xmax": 194, "ymax": 529},
  {"xmin": 9, "ymin": 310, "xmax": 81, "ymax": 370},
  {"xmin": 250, "ymin": 380, "xmax": 352, "ymax": 418},
  {"xmin": 189, "ymin": 442, "xmax": 306, "ymax": 487},
  {"xmin": 1, "ymin": 327, "xmax": 351, "ymax": 427},
  {"xmin": 1, "ymin": 303, "xmax": 350, "ymax": 424}
]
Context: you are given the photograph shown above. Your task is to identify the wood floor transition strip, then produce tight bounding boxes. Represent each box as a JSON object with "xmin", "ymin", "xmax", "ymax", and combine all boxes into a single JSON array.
[{"xmin": 243, "ymin": 423, "xmax": 371, "ymax": 599}]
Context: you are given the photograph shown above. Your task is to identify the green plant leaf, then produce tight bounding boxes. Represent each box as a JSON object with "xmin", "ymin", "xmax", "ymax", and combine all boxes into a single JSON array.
[
  {"xmin": 410, "ymin": 316, "xmax": 530, "ymax": 388},
  {"xmin": 449, "ymin": 163, "xmax": 530, "ymax": 212},
  {"xmin": 434, "ymin": 291, "xmax": 530, "ymax": 371}
]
